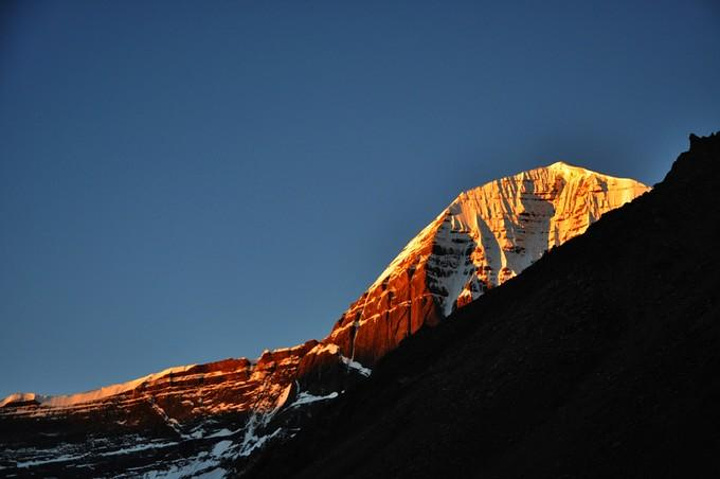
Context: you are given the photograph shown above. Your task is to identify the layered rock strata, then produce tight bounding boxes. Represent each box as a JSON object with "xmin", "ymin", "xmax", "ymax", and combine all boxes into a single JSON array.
[
  {"xmin": 326, "ymin": 162, "xmax": 650, "ymax": 365},
  {"xmin": 0, "ymin": 162, "xmax": 649, "ymax": 477}
]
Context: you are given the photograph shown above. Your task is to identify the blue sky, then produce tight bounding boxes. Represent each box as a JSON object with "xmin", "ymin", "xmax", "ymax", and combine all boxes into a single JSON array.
[{"xmin": 1, "ymin": 0, "xmax": 718, "ymax": 397}]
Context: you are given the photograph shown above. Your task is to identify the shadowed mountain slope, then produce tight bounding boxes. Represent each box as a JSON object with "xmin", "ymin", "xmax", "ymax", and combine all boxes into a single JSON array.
[{"xmin": 246, "ymin": 133, "xmax": 720, "ymax": 478}]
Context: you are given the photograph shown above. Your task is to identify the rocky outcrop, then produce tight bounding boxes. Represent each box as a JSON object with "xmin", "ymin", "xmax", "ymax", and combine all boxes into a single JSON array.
[
  {"xmin": 0, "ymin": 342, "xmax": 318, "ymax": 477},
  {"xmin": 0, "ymin": 162, "xmax": 649, "ymax": 478},
  {"xmin": 325, "ymin": 162, "xmax": 650, "ymax": 367}
]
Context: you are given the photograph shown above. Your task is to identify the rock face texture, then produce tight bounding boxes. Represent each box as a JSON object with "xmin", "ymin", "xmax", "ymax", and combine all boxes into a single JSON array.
[
  {"xmin": 0, "ymin": 343, "xmax": 319, "ymax": 477},
  {"xmin": 0, "ymin": 162, "xmax": 648, "ymax": 478},
  {"xmin": 325, "ymin": 162, "xmax": 650, "ymax": 365}
]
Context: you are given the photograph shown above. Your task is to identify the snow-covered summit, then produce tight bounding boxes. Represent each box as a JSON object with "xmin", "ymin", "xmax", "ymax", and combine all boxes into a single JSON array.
[{"xmin": 326, "ymin": 163, "xmax": 650, "ymax": 364}]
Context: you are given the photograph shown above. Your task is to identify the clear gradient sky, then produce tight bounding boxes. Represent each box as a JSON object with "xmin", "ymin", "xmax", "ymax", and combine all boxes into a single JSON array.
[{"xmin": 1, "ymin": 0, "xmax": 719, "ymax": 398}]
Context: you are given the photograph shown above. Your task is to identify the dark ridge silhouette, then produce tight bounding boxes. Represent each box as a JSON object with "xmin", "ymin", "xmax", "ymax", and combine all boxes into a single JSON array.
[{"xmin": 245, "ymin": 132, "xmax": 720, "ymax": 478}]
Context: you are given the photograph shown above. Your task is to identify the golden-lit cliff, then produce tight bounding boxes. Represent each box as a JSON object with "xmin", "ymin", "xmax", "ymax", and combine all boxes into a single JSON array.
[{"xmin": 322, "ymin": 162, "xmax": 650, "ymax": 364}]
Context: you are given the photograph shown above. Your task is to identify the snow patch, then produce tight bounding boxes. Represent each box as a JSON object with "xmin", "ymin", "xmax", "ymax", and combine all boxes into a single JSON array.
[
  {"xmin": 205, "ymin": 428, "xmax": 240, "ymax": 439},
  {"xmin": 211, "ymin": 440, "xmax": 233, "ymax": 457},
  {"xmin": 16, "ymin": 453, "xmax": 89, "ymax": 468},
  {"xmin": 100, "ymin": 441, "xmax": 177, "ymax": 457},
  {"xmin": 288, "ymin": 391, "xmax": 339, "ymax": 408},
  {"xmin": 340, "ymin": 355, "xmax": 372, "ymax": 377},
  {"xmin": 239, "ymin": 427, "xmax": 282, "ymax": 457}
]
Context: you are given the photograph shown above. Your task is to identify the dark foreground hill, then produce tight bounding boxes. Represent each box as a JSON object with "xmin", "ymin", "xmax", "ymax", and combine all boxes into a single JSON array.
[{"xmin": 246, "ymin": 133, "xmax": 720, "ymax": 478}]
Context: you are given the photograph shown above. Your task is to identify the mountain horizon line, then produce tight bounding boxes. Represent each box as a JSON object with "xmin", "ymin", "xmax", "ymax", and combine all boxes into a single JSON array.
[{"xmin": 2, "ymin": 160, "xmax": 650, "ymax": 404}]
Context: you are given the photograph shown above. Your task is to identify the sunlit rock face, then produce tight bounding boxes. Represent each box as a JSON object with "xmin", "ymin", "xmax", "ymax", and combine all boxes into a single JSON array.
[
  {"xmin": 0, "ymin": 162, "xmax": 649, "ymax": 478},
  {"xmin": 326, "ymin": 162, "xmax": 650, "ymax": 365},
  {"xmin": 0, "ymin": 342, "xmax": 318, "ymax": 477}
]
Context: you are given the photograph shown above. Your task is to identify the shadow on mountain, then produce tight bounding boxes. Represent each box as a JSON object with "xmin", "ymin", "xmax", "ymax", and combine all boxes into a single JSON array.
[{"xmin": 245, "ymin": 133, "xmax": 720, "ymax": 479}]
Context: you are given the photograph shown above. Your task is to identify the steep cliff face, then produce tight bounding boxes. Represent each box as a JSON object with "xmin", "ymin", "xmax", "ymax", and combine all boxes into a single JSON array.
[
  {"xmin": 324, "ymin": 162, "xmax": 650, "ymax": 366},
  {"xmin": 0, "ymin": 162, "xmax": 649, "ymax": 478}
]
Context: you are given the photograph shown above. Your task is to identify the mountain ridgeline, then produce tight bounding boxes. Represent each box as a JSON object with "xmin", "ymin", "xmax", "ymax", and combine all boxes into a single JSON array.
[
  {"xmin": 325, "ymin": 161, "xmax": 648, "ymax": 366},
  {"xmin": 247, "ymin": 132, "xmax": 720, "ymax": 478},
  {"xmin": 1, "ymin": 160, "xmax": 651, "ymax": 477}
]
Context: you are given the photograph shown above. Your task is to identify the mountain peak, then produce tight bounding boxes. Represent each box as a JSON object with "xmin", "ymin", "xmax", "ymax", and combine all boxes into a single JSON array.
[
  {"xmin": 535, "ymin": 161, "xmax": 619, "ymax": 183},
  {"xmin": 547, "ymin": 160, "xmax": 579, "ymax": 168},
  {"xmin": 327, "ymin": 163, "xmax": 650, "ymax": 364},
  {"xmin": 0, "ymin": 161, "xmax": 651, "ymax": 478}
]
